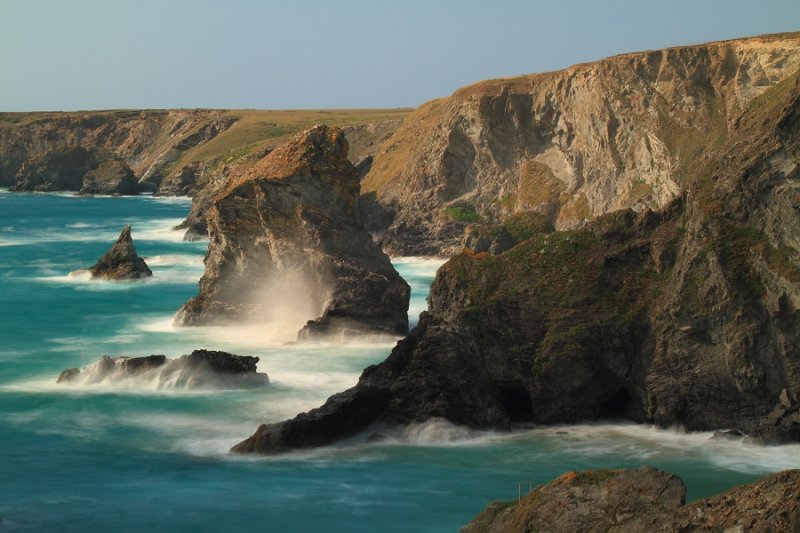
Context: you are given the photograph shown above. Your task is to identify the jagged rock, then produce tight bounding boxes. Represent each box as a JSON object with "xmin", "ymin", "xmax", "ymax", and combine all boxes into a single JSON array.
[
  {"xmin": 232, "ymin": 68, "xmax": 800, "ymax": 453},
  {"xmin": 361, "ymin": 32, "xmax": 800, "ymax": 256},
  {"xmin": 56, "ymin": 350, "xmax": 268, "ymax": 389},
  {"xmin": 462, "ymin": 467, "xmax": 800, "ymax": 532},
  {"xmin": 11, "ymin": 147, "xmax": 98, "ymax": 192},
  {"xmin": 87, "ymin": 225, "xmax": 152, "ymax": 280},
  {"xmin": 174, "ymin": 125, "xmax": 410, "ymax": 339}
]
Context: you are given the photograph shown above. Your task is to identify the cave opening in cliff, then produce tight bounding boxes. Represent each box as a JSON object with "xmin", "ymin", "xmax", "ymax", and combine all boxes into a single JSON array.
[
  {"xmin": 599, "ymin": 387, "xmax": 633, "ymax": 419},
  {"xmin": 496, "ymin": 383, "xmax": 533, "ymax": 421}
]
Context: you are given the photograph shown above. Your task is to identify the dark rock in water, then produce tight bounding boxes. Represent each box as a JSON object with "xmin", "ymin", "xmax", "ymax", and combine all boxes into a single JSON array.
[
  {"xmin": 710, "ymin": 429, "xmax": 746, "ymax": 441},
  {"xmin": 87, "ymin": 225, "xmax": 152, "ymax": 280},
  {"xmin": 185, "ymin": 349, "xmax": 259, "ymax": 374},
  {"xmin": 174, "ymin": 124, "xmax": 410, "ymax": 339},
  {"xmin": 55, "ymin": 350, "xmax": 268, "ymax": 389},
  {"xmin": 462, "ymin": 467, "xmax": 800, "ymax": 533}
]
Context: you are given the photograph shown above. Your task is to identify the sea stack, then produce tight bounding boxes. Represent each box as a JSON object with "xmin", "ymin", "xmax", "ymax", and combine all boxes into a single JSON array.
[
  {"xmin": 88, "ymin": 225, "xmax": 152, "ymax": 280},
  {"xmin": 174, "ymin": 124, "xmax": 410, "ymax": 339}
]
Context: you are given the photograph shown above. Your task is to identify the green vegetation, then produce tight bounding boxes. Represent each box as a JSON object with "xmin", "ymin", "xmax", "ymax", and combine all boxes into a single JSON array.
[{"xmin": 444, "ymin": 205, "xmax": 483, "ymax": 223}]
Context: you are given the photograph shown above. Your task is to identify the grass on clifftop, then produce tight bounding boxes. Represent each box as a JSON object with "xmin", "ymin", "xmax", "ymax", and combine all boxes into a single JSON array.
[{"xmin": 178, "ymin": 108, "xmax": 410, "ymax": 168}]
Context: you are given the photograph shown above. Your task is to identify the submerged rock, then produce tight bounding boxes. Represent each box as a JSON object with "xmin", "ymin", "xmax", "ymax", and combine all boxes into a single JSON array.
[
  {"xmin": 462, "ymin": 467, "xmax": 800, "ymax": 532},
  {"xmin": 56, "ymin": 350, "xmax": 268, "ymax": 389},
  {"xmin": 87, "ymin": 225, "xmax": 152, "ymax": 280},
  {"xmin": 174, "ymin": 124, "xmax": 410, "ymax": 339}
]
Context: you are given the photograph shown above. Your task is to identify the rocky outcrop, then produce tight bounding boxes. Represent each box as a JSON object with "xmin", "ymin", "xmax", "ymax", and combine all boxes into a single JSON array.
[
  {"xmin": 79, "ymin": 158, "xmax": 139, "ymax": 195},
  {"xmin": 174, "ymin": 125, "xmax": 410, "ymax": 338},
  {"xmin": 362, "ymin": 32, "xmax": 800, "ymax": 255},
  {"xmin": 231, "ymin": 67, "xmax": 800, "ymax": 453},
  {"xmin": 462, "ymin": 467, "xmax": 800, "ymax": 532},
  {"xmin": 176, "ymin": 119, "xmax": 404, "ymax": 240},
  {"xmin": 56, "ymin": 350, "xmax": 268, "ymax": 389},
  {"xmin": 87, "ymin": 225, "xmax": 152, "ymax": 280}
]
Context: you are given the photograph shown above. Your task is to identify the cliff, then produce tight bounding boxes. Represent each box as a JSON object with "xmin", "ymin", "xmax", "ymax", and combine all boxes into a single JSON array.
[
  {"xmin": 361, "ymin": 32, "xmax": 800, "ymax": 255},
  {"xmin": 0, "ymin": 110, "xmax": 237, "ymax": 193},
  {"xmin": 462, "ymin": 467, "xmax": 800, "ymax": 532},
  {"xmin": 174, "ymin": 125, "xmax": 410, "ymax": 338},
  {"xmin": 231, "ymin": 65, "xmax": 800, "ymax": 453}
]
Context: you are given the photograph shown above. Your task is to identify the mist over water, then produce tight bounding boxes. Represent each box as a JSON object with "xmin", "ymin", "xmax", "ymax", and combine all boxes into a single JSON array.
[{"xmin": 0, "ymin": 189, "xmax": 798, "ymax": 532}]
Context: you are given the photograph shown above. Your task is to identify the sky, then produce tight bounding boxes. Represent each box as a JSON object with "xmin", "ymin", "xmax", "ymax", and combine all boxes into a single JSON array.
[{"xmin": 1, "ymin": 0, "xmax": 799, "ymax": 111}]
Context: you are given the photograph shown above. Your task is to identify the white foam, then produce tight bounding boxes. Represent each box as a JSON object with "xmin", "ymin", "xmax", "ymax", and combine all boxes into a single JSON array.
[{"xmin": 145, "ymin": 254, "xmax": 204, "ymax": 267}]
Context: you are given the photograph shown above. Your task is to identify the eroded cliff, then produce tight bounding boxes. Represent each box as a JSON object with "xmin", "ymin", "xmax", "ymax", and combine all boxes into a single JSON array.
[
  {"xmin": 232, "ymin": 66, "xmax": 800, "ymax": 453},
  {"xmin": 362, "ymin": 32, "xmax": 800, "ymax": 255}
]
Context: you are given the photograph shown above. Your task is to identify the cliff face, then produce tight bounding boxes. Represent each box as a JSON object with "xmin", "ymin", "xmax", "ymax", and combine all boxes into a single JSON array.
[
  {"xmin": 174, "ymin": 125, "xmax": 410, "ymax": 339},
  {"xmin": 232, "ymin": 68, "xmax": 800, "ymax": 453},
  {"xmin": 362, "ymin": 32, "xmax": 800, "ymax": 255},
  {"xmin": 463, "ymin": 467, "xmax": 800, "ymax": 533},
  {"xmin": 0, "ymin": 110, "xmax": 237, "ymax": 193}
]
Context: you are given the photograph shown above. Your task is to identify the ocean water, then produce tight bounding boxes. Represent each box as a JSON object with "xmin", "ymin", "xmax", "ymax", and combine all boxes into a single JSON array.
[{"xmin": 1, "ymin": 189, "xmax": 798, "ymax": 532}]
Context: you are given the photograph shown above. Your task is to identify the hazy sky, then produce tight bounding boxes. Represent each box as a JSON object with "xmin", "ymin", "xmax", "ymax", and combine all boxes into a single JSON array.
[{"xmin": 1, "ymin": 0, "xmax": 799, "ymax": 111}]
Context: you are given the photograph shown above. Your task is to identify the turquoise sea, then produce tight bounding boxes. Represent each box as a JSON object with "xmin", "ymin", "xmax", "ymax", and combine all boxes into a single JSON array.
[{"xmin": 1, "ymin": 189, "xmax": 799, "ymax": 531}]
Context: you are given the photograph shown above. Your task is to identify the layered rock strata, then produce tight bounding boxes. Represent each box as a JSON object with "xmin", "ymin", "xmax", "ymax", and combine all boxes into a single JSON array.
[
  {"xmin": 87, "ymin": 225, "xmax": 152, "ymax": 280},
  {"xmin": 174, "ymin": 125, "xmax": 410, "ymax": 338},
  {"xmin": 362, "ymin": 32, "xmax": 800, "ymax": 255},
  {"xmin": 463, "ymin": 467, "xmax": 800, "ymax": 532},
  {"xmin": 232, "ymin": 67, "xmax": 800, "ymax": 453}
]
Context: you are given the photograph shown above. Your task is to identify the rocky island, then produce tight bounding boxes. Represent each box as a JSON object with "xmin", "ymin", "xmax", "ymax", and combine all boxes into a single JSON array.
[
  {"xmin": 174, "ymin": 125, "xmax": 410, "ymax": 339},
  {"xmin": 85, "ymin": 225, "xmax": 152, "ymax": 280}
]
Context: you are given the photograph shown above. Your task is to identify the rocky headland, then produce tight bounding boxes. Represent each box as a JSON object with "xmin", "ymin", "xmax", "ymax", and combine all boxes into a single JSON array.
[
  {"xmin": 462, "ymin": 467, "xmax": 800, "ymax": 532},
  {"xmin": 231, "ymin": 37, "xmax": 800, "ymax": 453},
  {"xmin": 361, "ymin": 32, "xmax": 800, "ymax": 255},
  {"xmin": 86, "ymin": 225, "xmax": 152, "ymax": 280},
  {"xmin": 56, "ymin": 349, "xmax": 268, "ymax": 389},
  {"xmin": 174, "ymin": 125, "xmax": 410, "ymax": 339}
]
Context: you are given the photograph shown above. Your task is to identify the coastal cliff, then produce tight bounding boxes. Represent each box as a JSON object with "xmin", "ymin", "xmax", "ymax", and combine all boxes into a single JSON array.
[
  {"xmin": 175, "ymin": 125, "xmax": 410, "ymax": 338},
  {"xmin": 362, "ymin": 32, "xmax": 800, "ymax": 255},
  {"xmin": 0, "ymin": 110, "xmax": 237, "ymax": 193},
  {"xmin": 232, "ymin": 54, "xmax": 800, "ymax": 453}
]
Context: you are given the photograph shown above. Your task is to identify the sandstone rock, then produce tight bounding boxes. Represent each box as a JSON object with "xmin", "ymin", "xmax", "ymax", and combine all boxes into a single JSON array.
[
  {"xmin": 361, "ymin": 32, "xmax": 800, "ymax": 256},
  {"xmin": 462, "ymin": 467, "xmax": 800, "ymax": 532},
  {"xmin": 174, "ymin": 125, "xmax": 410, "ymax": 339},
  {"xmin": 87, "ymin": 225, "xmax": 152, "ymax": 280},
  {"xmin": 232, "ymin": 68, "xmax": 800, "ymax": 452}
]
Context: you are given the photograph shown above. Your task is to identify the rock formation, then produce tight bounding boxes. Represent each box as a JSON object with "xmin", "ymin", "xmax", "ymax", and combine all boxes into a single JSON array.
[
  {"xmin": 174, "ymin": 125, "xmax": 410, "ymax": 339},
  {"xmin": 175, "ymin": 118, "xmax": 404, "ymax": 240},
  {"xmin": 231, "ymin": 64, "xmax": 800, "ymax": 453},
  {"xmin": 361, "ymin": 32, "xmax": 800, "ymax": 255},
  {"xmin": 87, "ymin": 225, "xmax": 152, "ymax": 280},
  {"xmin": 462, "ymin": 467, "xmax": 800, "ymax": 532},
  {"xmin": 56, "ymin": 350, "xmax": 268, "ymax": 389}
]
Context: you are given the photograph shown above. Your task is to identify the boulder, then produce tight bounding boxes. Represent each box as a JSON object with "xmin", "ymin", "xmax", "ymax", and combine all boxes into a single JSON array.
[
  {"xmin": 174, "ymin": 125, "xmax": 410, "ymax": 339},
  {"xmin": 87, "ymin": 225, "xmax": 152, "ymax": 280}
]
